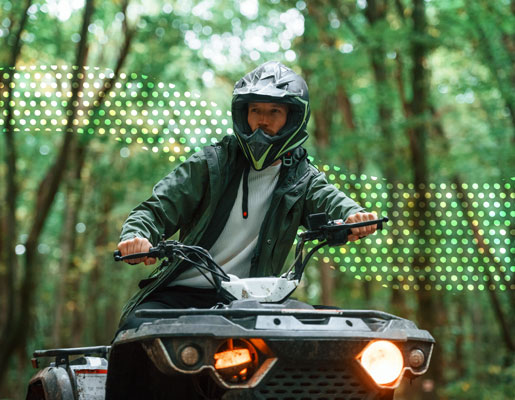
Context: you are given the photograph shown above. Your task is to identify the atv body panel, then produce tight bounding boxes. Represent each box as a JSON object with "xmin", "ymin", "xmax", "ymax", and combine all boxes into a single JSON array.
[{"xmin": 106, "ymin": 300, "xmax": 434, "ymax": 400}]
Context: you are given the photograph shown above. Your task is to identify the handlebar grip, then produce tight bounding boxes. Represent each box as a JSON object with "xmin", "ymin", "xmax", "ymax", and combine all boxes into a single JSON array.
[{"xmin": 113, "ymin": 248, "xmax": 160, "ymax": 262}]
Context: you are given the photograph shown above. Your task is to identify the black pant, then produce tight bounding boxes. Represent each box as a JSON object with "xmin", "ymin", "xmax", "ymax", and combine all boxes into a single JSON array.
[{"xmin": 115, "ymin": 285, "xmax": 222, "ymax": 337}]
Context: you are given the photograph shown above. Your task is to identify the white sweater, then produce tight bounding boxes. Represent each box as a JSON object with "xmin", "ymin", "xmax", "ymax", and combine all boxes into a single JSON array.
[{"xmin": 170, "ymin": 163, "xmax": 281, "ymax": 288}]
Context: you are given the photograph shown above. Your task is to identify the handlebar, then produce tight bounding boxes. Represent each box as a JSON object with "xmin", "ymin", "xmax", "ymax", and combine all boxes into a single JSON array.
[
  {"xmin": 113, "ymin": 240, "xmax": 233, "ymax": 296},
  {"xmin": 113, "ymin": 214, "xmax": 389, "ymax": 285}
]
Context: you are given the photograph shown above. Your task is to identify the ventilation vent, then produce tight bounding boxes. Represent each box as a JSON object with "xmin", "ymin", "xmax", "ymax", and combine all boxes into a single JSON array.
[{"xmin": 255, "ymin": 364, "xmax": 375, "ymax": 400}]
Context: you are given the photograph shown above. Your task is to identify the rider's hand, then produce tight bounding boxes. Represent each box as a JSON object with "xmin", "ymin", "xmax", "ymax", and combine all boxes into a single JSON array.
[
  {"xmin": 345, "ymin": 212, "xmax": 378, "ymax": 242},
  {"xmin": 117, "ymin": 237, "xmax": 157, "ymax": 265}
]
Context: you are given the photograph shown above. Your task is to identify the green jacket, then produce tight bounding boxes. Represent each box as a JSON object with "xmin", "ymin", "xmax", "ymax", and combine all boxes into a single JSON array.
[{"xmin": 119, "ymin": 135, "xmax": 363, "ymax": 321}]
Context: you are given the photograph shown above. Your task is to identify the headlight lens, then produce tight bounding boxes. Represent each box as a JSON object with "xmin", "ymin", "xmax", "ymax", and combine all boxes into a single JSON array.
[
  {"xmin": 214, "ymin": 348, "xmax": 251, "ymax": 371},
  {"xmin": 360, "ymin": 340, "xmax": 404, "ymax": 385},
  {"xmin": 213, "ymin": 339, "xmax": 257, "ymax": 382}
]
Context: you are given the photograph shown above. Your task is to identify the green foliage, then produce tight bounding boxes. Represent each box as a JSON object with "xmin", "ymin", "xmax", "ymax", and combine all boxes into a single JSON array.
[
  {"xmin": 0, "ymin": 0, "xmax": 513, "ymax": 398},
  {"xmin": 442, "ymin": 364, "xmax": 515, "ymax": 400}
]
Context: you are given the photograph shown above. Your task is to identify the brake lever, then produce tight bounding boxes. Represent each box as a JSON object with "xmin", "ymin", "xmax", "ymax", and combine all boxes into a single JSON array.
[
  {"xmin": 323, "ymin": 217, "xmax": 389, "ymax": 231},
  {"xmin": 326, "ymin": 217, "xmax": 389, "ymax": 244},
  {"xmin": 299, "ymin": 217, "xmax": 389, "ymax": 245}
]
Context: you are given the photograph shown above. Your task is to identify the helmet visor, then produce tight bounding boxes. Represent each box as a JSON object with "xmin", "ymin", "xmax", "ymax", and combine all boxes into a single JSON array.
[{"xmin": 232, "ymin": 95, "xmax": 307, "ymax": 140}]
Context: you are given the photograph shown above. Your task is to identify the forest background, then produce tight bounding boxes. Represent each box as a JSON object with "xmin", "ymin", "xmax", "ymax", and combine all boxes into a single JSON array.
[{"xmin": 0, "ymin": 0, "xmax": 513, "ymax": 399}]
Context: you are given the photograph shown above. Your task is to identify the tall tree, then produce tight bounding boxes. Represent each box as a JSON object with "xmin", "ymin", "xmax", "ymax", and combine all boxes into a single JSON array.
[
  {"xmin": 361, "ymin": 0, "xmax": 411, "ymax": 316},
  {"xmin": 52, "ymin": 0, "xmax": 135, "ymax": 346},
  {"xmin": 0, "ymin": 0, "xmax": 95, "ymax": 387},
  {"xmin": 0, "ymin": 0, "xmax": 34, "ymax": 373},
  {"xmin": 408, "ymin": 0, "xmax": 446, "ymax": 394}
]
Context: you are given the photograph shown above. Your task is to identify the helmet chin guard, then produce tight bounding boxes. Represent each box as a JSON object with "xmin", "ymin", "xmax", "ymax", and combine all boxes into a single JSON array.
[
  {"xmin": 232, "ymin": 61, "xmax": 310, "ymax": 170},
  {"xmin": 242, "ymin": 129, "xmax": 274, "ymax": 170}
]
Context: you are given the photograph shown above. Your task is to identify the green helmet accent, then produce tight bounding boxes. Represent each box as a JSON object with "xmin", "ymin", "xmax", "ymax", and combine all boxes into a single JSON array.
[{"xmin": 232, "ymin": 61, "xmax": 310, "ymax": 171}]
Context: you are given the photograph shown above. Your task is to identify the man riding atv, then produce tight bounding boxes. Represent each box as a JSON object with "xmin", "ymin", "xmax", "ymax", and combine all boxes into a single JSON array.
[
  {"xmin": 27, "ymin": 62, "xmax": 434, "ymax": 400},
  {"xmin": 116, "ymin": 61, "xmax": 378, "ymax": 334}
]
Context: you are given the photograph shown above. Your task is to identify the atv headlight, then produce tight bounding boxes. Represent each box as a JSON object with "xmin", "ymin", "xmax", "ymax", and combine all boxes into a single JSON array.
[
  {"xmin": 213, "ymin": 339, "xmax": 258, "ymax": 383},
  {"xmin": 359, "ymin": 340, "xmax": 404, "ymax": 386},
  {"xmin": 214, "ymin": 348, "xmax": 252, "ymax": 373}
]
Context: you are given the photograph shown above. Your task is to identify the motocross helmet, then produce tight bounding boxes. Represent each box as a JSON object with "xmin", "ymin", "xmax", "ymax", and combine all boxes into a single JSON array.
[{"xmin": 232, "ymin": 61, "xmax": 310, "ymax": 170}]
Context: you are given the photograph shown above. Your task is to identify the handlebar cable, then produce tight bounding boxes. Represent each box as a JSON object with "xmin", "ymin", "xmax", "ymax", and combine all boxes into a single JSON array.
[
  {"xmin": 282, "ymin": 238, "xmax": 306, "ymax": 278},
  {"xmin": 173, "ymin": 250, "xmax": 218, "ymax": 289},
  {"xmin": 293, "ymin": 241, "xmax": 327, "ymax": 281},
  {"xmin": 184, "ymin": 246, "xmax": 230, "ymax": 281},
  {"xmin": 174, "ymin": 248, "xmax": 230, "ymax": 286}
]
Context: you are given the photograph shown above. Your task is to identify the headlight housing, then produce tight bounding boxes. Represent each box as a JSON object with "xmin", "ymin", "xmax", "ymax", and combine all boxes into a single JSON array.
[{"xmin": 357, "ymin": 340, "xmax": 404, "ymax": 387}]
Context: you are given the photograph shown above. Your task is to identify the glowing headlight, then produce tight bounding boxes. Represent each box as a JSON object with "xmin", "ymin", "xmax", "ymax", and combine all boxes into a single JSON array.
[
  {"xmin": 359, "ymin": 340, "xmax": 404, "ymax": 385},
  {"xmin": 214, "ymin": 348, "xmax": 251, "ymax": 371}
]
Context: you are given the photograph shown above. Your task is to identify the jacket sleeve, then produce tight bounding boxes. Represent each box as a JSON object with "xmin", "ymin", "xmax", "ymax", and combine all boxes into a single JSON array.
[
  {"xmin": 119, "ymin": 151, "xmax": 209, "ymax": 245},
  {"xmin": 302, "ymin": 165, "xmax": 365, "ymax": 224}
]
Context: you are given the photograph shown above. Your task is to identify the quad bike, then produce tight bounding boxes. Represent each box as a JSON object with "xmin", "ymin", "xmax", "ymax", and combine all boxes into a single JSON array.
[{"xmin": 27, "ymin": 214, "xmax": 434, "ymax": 399}]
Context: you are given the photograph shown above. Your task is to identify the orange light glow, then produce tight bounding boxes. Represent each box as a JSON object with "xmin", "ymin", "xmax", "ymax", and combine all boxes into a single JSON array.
[
  {"xmin": 214, "ymin": 349, "xmax": 251, "ymax": 370},
  {"xmin": 360, "ymin": 340, "xmax": 404, "ymax": 385}
]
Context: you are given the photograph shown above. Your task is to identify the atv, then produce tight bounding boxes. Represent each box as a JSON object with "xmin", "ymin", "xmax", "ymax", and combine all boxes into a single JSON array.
[{"xmin": 27, "ymin": 214, "xmax": 434, "ymax": 399}]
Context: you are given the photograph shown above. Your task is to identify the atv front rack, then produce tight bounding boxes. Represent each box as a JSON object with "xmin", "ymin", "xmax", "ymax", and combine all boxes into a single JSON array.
[{"xmin": 135, "ymin": 308, "xmax": 401, "ymax": 320}]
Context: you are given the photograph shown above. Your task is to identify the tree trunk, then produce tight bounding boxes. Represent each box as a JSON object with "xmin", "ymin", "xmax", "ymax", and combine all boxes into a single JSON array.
[
  {"xmin": 364, "ymin": 0, "xmax": 394, "ymax": 171},
  {"xmin": 0, "ymin": 0, "xmax": 94, "ymax": 388},
  {"xmin": 313, "ymin": 104, "xmax": 332, "ymax": 149},
  {"xmin": 55, "ymin": 0, "xmax": 134, "ymax": 346},
  {"xmin": 364, "ymin": 0, "xmax": 409, "ymax": 316},
  {"xmin": 0, "ymin": 0, "xmax": 33, "ymax": 333},
  {"xmin": 313, "ymin": 104, "xmax": 335, "ymax": 304},
  {"xmin": 299, "ymin": 8, "xmax": 337, "ymax": 306},
  {"xmin": 89, "ymin": 192, "xmax": 114, "ymax": 344},
  {"xmin": 0, "ymin": 0, "xmax": 34, "ymax": 382},
  {"xmin": 336, "ymin": 86, "xmax": 364, "ymax": 172},
  {"xmin": 53, "ymin": 138, "xmax": 87, "ymax": 346},
  {"xmin": 409, "ymin": 0, "xmax": 445, "ymax": 394},
  {"xmin": 454, "ymin": 294, "xmax": 466, "ymax": 379}
]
